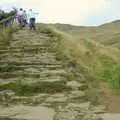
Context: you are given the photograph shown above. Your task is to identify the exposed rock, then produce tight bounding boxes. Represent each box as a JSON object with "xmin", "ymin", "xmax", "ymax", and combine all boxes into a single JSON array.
[
  {"xmin": 54, "ymin": 109, "xmax": 77, "ymax": 120},
  {"xmin": 0, "ymin": 105, "xmax": 54, "ymax": 120},
  {"xmin": 45, "ymin": 95, "xmax": 67, "ymax": 103},
  {"xmin": 67, "ymin": 81, "xmax": 83, "ymax": 89},
  {"xmin": 66, "ymin": 102, "xmax": 90, "ymax": 110},
  {"xmin": 90, "ymin": 105, "xmax": 107, "ymax": 114},
  {"xmin": 100, "ymin": 113, "xmax": 120, "ymax": 120},
  {"xmin": 54, "ymin": 107, "xmax": 102, "ymax": 120},
  {"xmin": 68, "ymin": 90, "xmax": 85, "ymax": 99},
  {"xmin": 67, "ymin": 81, "xmax": 88, "ymax": 90}
]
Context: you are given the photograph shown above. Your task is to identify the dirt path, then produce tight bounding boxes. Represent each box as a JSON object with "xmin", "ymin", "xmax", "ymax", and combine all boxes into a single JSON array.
[
  {"xmin": 100, "ymin": 82, "xmax": 120, "ymax": 113},
  {"xmin": 91, "ymin": 82, "xmax": 120, "ymax": 113}
]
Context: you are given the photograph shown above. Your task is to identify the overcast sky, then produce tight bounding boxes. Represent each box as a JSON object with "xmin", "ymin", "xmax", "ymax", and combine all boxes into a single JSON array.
[{"xmin": 0, "ymin": 0, "xmax": 120, "ymax": 26}]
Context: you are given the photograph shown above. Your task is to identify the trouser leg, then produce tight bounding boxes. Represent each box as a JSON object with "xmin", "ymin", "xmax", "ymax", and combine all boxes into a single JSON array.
[
  {"xmin": 29, "ymin": 18, "xmax": 36, "ymax": 30},
  {"xmin": 29, "ymin": 18, "xmax": 32, "ymax": 30},
  {"xmin": 32, "ymin": 18, "xmax": 36, "ymax": 30}
]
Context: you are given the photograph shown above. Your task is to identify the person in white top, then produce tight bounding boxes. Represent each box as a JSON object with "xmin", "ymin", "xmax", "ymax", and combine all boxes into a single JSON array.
[
  {"xmin": 23, "ymin": 10, "xmax": 28, "ymax": 24},
  {"xmin": 27, "ymin": 9, "xmax": 38, "ymax": 30},
  {"xmin": 17, "ymin": 8, "xmax": 24, "ymax": 16},
  {"xmin": 17, "ymin": 8, "xmax": 25, "ymax": 27}
]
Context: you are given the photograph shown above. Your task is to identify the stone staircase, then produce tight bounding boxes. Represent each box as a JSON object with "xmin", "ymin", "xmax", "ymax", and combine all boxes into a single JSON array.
[
  {"xmin": 0, "ymin": 29, "xmax": 119, "ymax": 120},
  {"xmin": 0, "ymin": 31, "xmax": 63, "ymax": 84}
]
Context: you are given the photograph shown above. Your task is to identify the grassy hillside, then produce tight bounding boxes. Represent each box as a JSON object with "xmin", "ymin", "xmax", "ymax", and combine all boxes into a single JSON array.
[
  {"xmin": 51, "ymin": 21, "xmax": 120, "ymax": 50},
  {"xmin": 0, "ymin": 25, "xmax": 18, "ymax": 44},
  {"xmin": 38, "ymin": 23, "xmax": 120, "ymax": 95}
]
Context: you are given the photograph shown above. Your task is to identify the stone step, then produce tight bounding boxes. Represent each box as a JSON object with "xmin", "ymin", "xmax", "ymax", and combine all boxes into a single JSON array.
[
  {"xmin": 0, "ymin": 65, "xmax": 64, "ymax": 73},
  {"xmin": 0, "ymin": 68, "xmax": 65, "ymax": 74},
  {"xmin": 100, "ymin": 113, "xmax": 120, "ymax": 120},
  {"xmin": 0, "ymin": 48, "xmax": 48, "ymax": 54},
  {"xmin": 10, "ymin": 43, "xmax": 48, "ymax": 48},
  {"xmin": 10, "ymin": 38, "xmax": 50, "ymax": 46},
  {"xmin": 0, "ymin": 105, "xmax": 54, "ymax": 120},
  {"xmin": 0, "ymin": 44, "xmax": 49, "ymax": 50},
  {"xmin": 13, "ymin": 35, "xmax": 49, "ymax": 40},
  {"xmin": 0, "ymin": 71, "xmax": 66, "ymax": 79},
  {"xmin": 0, "ymin": 47, "xmax": 48, "ymax": 52},
  {"xmin": 13, "ymin": 32, "xmax": 50, "ymax": 39},
  {"xmin": 0, "ymin": 61, "xmax": 61, "ymax": 66},
  {"xmin": 24, "ymin": 68, "xmax": 65, "ymax": 73},
  {"xmin": 0, "ymin": 52, "xmax": 57, "ymax": 59},
  {"xmin": 0, "ymin": 59, "xmax": 59, "ymax": 64},
  {"xmin": 68, "ymin": 90, "xmax": 86, "ymax": 99},
  {"xmin": 0, "ymin": 64, "xmax": 62, "ymax": 70},
  {"xmin": 0, "ymin": 52, "xmax": 56, "ymax": 58},
  {"xmin": 0, "ymin": 46, "xmax": 8, "ymax": 50},
  {"xmin": 66, "ymin": 102, "xmax": 90, "ymax": 110},
  {"xmin": 0, "ymin": 77, "xmax": 64, "ymax": 85},
  {"xmin": 67, "ymin": 81, "xmax": 88, "ymax": 90},
  {"xmin": 12, "ymin": 36, "xmax": 50, "ymax": 42}
]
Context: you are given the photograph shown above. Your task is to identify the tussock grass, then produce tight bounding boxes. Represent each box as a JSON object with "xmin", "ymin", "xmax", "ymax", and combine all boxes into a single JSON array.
[{"xmin": 0, "ymin": 25, "xmax": 18, "ymax": 44}]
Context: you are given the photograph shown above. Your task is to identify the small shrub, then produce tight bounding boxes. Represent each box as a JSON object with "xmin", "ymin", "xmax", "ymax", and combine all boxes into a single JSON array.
[
  {"xmin": 0, "ymin": 66, "xmax": 23, "ymax": 72},
  {"xmin": 0, "ymin": 25, "xmax": 18, "ymax": 44},
  {"xmin": 99, "ymin": 55, "xmax": 120, "ymax": 89}
]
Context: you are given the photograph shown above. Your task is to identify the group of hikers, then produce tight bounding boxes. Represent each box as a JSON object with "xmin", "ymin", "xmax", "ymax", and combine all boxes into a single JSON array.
[
  {"xmin": 0, "ymin": 7, "xmax": 38, "ymax": 30},
  {"xmin": 16, "ymin": 8, "xmax": 38, "ymax": 30}
]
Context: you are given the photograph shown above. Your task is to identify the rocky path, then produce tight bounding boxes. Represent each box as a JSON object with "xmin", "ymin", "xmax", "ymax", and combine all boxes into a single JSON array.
[{"xmin": 0, "ymin": 29, "xmax": 119, "ymax": 120}]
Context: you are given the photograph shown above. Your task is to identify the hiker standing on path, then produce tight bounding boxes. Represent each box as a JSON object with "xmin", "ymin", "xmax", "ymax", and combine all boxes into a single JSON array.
[
  {"xmin": 27, "ymin": 9, "xmax": 38, "ymax": 30},
  {"xmin": 23, "ymin": 10, "xmax": 28, "ymax": 26},
  {"xmin": 17, "ymin": 8, "xmax": 26, "ymax": 28}
]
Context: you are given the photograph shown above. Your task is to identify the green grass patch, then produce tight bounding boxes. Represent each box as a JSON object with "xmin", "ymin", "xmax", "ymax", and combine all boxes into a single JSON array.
[
  {"xmin": 0, "ymin": 66, "xmax": 23, "ymax": 72},
  {"xmin": 114, "ymin": 89, "xmax": 120, "ymax": 95},
  {"xmin": 98, "ymin": 55, "xmax": 120, "ymax": 89}
]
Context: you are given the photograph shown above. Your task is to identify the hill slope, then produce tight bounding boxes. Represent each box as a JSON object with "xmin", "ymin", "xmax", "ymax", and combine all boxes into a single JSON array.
[
  {"xmin": 47, "ymin": 22, "xmax": 120, "ymax": 113},
  {"xmin": 51, "ymin": 21, "xmax": 120, "ymax": 49},
  {"xmin": 0, "ymin": 22, "xmax": 120, "ymax": 119}
]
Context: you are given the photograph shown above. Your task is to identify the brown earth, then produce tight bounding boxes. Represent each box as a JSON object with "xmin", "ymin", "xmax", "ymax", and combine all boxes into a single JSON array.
[{"xmin": 91, "ymin": 82, "xmax": 120, "ymax": 113}]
